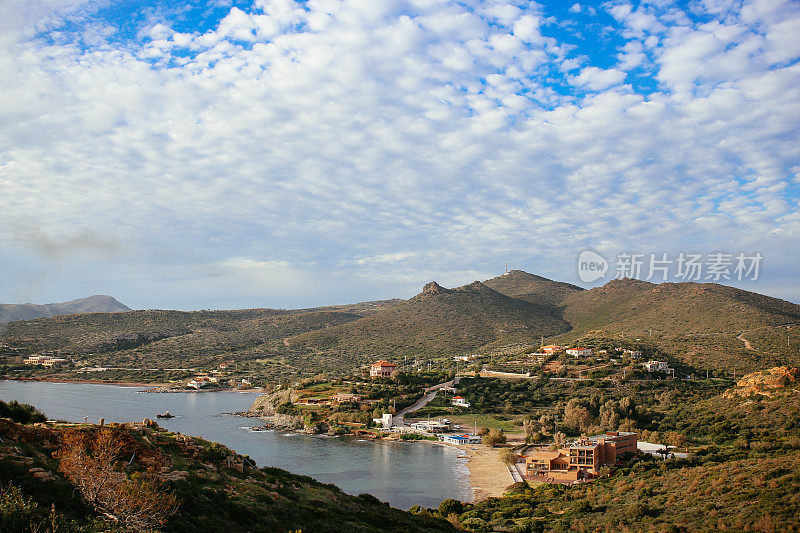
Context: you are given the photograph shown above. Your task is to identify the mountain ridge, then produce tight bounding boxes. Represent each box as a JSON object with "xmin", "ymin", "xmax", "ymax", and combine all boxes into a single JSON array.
[{"xmin": 0, "ymin": 295, "xmax": 131, "ymax": 324}]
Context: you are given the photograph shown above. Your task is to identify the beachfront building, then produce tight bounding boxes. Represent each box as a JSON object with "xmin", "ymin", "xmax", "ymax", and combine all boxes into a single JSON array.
[
  {"xmin": 187, "ymin": 377, "xmax": 210, "ymax": 389},
  {"xmin": 370, "ymin": 360, "xmax": 397, "ymax": 378},
  {"xmin": 439, "ymin": 434, "xmax": 482, "ymax": 445},
  {"xmin": 451, "ymin": 396, "xmax": 471, "ymax": 408},
  {"xmin": 566, "ymin": 348, "xmax": 593, "ymax": 357},
  {"xmin": 410, "ymin": 420, "xmax": 450, "ymax": 433},
  {"xmin": 524, "ymin": 431, "xmax": 638, "ymax": 482},
  {"xmin": 372, "ymin": 413, "xmax": 393, "ymax": 429},
  {"xmin": 643, "ymin": 360, "xmax": 670, "ymax": 372}
]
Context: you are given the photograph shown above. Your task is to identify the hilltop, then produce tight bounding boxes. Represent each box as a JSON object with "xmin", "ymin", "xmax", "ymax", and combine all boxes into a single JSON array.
[
  {"xmin": 558, "ymin": 278, "xmax": 800, "ymax": 334},
  {"xmin": 285, "ymin": 280, "xmax": 571, "ymax": 360},
  {"xmin": 0, "ymin": 295, "xmax": 131, "ymax": 323},
  {"xmin": 483, "ymin": 270, "xmax": 583, "ymax": 307}
]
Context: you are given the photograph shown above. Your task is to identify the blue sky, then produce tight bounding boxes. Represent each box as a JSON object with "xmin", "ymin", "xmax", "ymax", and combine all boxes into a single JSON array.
[{"xmin": 1, "ymin": 0, "xmax": 799, "ymax": 310}]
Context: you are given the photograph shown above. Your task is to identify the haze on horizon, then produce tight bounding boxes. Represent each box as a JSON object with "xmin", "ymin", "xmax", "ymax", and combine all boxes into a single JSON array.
[{"xmin": 1, "ymin": 0, "xmax": 799, "ymax": 311}]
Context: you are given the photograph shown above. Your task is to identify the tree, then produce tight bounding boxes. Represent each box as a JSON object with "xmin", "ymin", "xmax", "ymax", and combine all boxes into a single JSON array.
[
  {"xmin": 438, "ymin": 498, "xmax": 463, "ymax": 517},
  {"xmin": 499, "ymin": 448, "xmax": 518, "ymax": 466},
  {"xmin": 483, "ymin": 429, "xmax": 506, "ymax": 447},
  {"xmin": 57, "ymin": 428, "xmax": 179, "ymax": 532}
]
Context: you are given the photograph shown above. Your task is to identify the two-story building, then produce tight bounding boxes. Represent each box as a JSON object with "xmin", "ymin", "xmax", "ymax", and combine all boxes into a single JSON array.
[
  {"xmin": 566, "ymin": 347, "xmax": 593, "ymax": 357},
  {"xmin": 370, "ymin": 360, "xmax": 397, "ymax": 378}
]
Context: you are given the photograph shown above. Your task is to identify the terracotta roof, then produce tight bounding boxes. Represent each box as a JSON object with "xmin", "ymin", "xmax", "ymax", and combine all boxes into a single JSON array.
[
  {"xmin": 372, "ymin": 360, "xmax": 396, "ymax": 367},
  {"xmin": 527, "ymin": 451, "xmax": 564, "ymax": 460}
]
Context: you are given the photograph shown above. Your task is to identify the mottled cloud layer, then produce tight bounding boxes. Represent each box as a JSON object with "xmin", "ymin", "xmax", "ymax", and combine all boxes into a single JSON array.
[{"xmin": 1, "ymin": 0, "xmax": 799, "ymax": 308}]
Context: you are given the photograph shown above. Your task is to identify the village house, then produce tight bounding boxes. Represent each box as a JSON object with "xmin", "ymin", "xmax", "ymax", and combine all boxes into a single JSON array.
[
  {"xmin": 566, "ymin": 347, "xmax": 593, "ymax": 357},
  {"xmin": 332, "ymin": 393, "xmax": 362, "ymax": 404},
  {"xmin": 187, "ymin": 377, "xmax": 210, "ymax": 389},
  {"xmin": 624, "ymin": 349, "xmax": 642, "ymax": 358},
  {"xmin": 524, "ymin": 431, "xmax": 638, "ymax": 482},
  {"xmin": 540, "ymin": 345, "xmax": 564, "ymax": 355},
  {"xmin": 643, "ymin": 360, "xmax": 670, "ymax": 372},
  {"xmin": 451, "ymin": 396, "xmax": 471, "ymax": 408},
  {"xmin": 370, "ymin": 360, "xmax": 397, "ymax": 378}
]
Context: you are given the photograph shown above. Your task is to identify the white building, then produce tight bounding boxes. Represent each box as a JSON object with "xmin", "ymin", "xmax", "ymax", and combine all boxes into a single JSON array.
[
  {"xmin": 439, "ymin": 434, "xmax": 482, "ymax": 445},
  {"xmin": 451, "ymin": 396, "xmax": 470, "ymax": 408},
  {"xmin": 624, "ymin": 350, "xmax": 642, "ymax": 358},
  {"xmin": 372, "ymin": 413, "xmax": 393, "ymax": 429},
  {"xmin": 643, "ymin": 360, "xmax": 670, "ymax": 372},
  {"xmin": 566, "ymin": 348, "xmax": 593, "ymax": 357}
]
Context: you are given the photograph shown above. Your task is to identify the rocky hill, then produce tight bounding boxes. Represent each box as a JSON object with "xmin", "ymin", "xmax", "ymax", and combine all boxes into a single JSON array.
[
  {"xmin": 483, "ymin": 270, "xmax": 583, "ymax": 307},
  {"xmin": 0, "ymin": 295, "xmax": 131, "ymax": 323},
  {"xmin": 558, "ymin": 278, "xmax": 800, "ymax": 335},
  {"xmin": 285, "ymin": 280, "xmax": 571, "ymax": 360}
]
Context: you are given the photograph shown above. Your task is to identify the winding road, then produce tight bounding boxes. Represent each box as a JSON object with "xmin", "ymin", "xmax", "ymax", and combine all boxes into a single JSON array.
[{"xmin": 392, "ymin": 376, "xmax": 461, "ymax": 427}]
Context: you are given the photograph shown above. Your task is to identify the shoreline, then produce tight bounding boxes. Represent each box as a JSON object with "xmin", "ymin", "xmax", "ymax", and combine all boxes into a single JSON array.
[
  {"xmin": 1, "ymin": 378, "xmax": 267, "ymax": 393},
  {"xmin": 439, "ymin": 441, "xmax": 515, "ymax": 502}
]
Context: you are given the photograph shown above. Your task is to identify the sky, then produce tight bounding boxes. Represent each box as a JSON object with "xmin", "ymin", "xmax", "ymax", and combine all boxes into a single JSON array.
[{"xmin": 1, "ymin": 0, "xmax": 799, "ymax": 310}]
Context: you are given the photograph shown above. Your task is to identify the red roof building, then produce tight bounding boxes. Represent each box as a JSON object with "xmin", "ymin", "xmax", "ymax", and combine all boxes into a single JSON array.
[{"xmin": 370, "ymin": 360, "xmax": 397, "ymax": 378}]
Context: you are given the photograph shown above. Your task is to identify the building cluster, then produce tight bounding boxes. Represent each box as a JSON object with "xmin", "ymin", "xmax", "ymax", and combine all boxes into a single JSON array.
[
  {"xmin": 22, "ymin": 354, "xmax": 69, "ymax": 367},
  {"xmin": 524, "ymin": 431, "xmax": 638, "ymax": 482}
]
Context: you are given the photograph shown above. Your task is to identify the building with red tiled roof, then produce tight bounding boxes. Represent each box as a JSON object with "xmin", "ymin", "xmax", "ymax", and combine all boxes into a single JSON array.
[{"xmin": 370, "ymin": 360, "xmax": 397, "ymax": 378}]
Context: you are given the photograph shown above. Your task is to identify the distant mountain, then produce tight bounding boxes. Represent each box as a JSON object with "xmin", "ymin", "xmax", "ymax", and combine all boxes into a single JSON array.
[
  {"xmin": 558, "ymin": 278, "xmax": 800, "ymax": 335},
  {"xmin": 0, "ymin": 295, "xmax": 131, "ymax": 323},
  {"xmin": 287, "ymin": 280, "xmax": 571, "ymax": 358},
  {"xmin": 483, "ymin": 270, "xmax": 583, "ymax": 307}
]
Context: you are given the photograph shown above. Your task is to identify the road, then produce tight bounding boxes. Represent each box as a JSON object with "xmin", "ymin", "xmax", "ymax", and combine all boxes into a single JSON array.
[
  {"xmin": 393, "ymin": 376, "xmax": 461, "ymax": 427},
  {"xmin": 736, "ymin": 332, "xmax": 756, "ymax": 351}
]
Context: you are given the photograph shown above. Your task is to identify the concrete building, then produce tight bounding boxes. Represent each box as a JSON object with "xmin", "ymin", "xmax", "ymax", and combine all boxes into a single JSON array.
[
  {"xmin": 370, "ymin": 360, "xmax": 397, "ymax": 378},
  {"xmin": 439, "ymin": 434, "xmax": 482, "ymax": 445},
  {"xmin": 524, "ymin": 431, "xmax": 638, "ymax": 482},
  {"xmin": 409, "ymin": 420, "xmax": 450, "ymax": 433},
  {"xmin": 372, "ymin": 413, "xmax": 393, "ymax": 429},
  {"xmin": 643, "ymin": 360, "xmax": 670, "ymax": 372},
  {"xmin": 566, "ymin": 348, "xmax": 593, "ymax": 357}
]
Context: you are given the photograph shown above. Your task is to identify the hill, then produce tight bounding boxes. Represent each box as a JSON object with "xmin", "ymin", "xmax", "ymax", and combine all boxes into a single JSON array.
[
  {"xmin": 0, "ymin": 414, "xmax": 452, "ymax": 532},
  {"xmin": 483, "ymin": 270, "xmax": 583, "ymax": 307},
  {"xmin": 0, "ymin": 295, "xmax": 131, "ymax": 323},
  {"xmin": 285, "ymin": 280, "xmax": 571, "ymax": 362},
  {"xmin": 558, "ymin": 278, "xmax": 800, "ymax": 335}
]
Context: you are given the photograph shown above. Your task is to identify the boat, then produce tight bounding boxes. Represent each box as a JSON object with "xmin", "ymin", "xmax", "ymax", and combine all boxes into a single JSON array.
[{"xmin": 156, "ymin": 412, "xmax": 175, "ymax": 419}]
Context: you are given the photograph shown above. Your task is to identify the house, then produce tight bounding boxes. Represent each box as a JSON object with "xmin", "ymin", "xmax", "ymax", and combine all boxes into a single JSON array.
[
  {"xmin": 370, "ymin": 360, "xmax": 397, "ymax": 378},
  {"xmin": 524, "ymin": 432, "xmax": 637, "ymax": 481},
  {"xmin": 624, "ymin": 349, "xmax": 642, "ymax": 358},
  {"xmin": 439, "ymin": 434, "xmax": 482, "ymax": 445},
  {"xmin": 451, "ymin": 396, "xmax": 470, "ymax": 408},
  {"xmin": 409, "ymin": 420, "xmax": 450, "ymax": 433},
  {"xmin": 454, "ymin": 354, "xmax": 481, "ymax": 362},
  {"xmin": 187, "ymin": 377, "xmax": 210, "ymax": 389},
  {"xmin": 333, "ymin": 393, "xmax": 361, "ymax": 404},
  {"xmin": 372, "ymin": 413, "xmax": 393, "ymax": 429},
  {"xmin": 540, "ymin": 345, "xmax": 564, "ymax": 354},
  {"xmin": 566, "ymin": 348, "xmax": 593, "ymax": 357},
  {"xmin": 24, "ymin": 355, "xmax": 68, "ymax": 366},
  {"xmin": 643, "ymin": 360, "xmax": 670, "ymax": 372}
]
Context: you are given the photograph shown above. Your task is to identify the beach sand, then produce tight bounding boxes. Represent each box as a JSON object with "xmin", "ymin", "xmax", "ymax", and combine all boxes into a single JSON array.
[{"xmin": 462, "ymin": 444, "xmax": 516, "ymax": 502}]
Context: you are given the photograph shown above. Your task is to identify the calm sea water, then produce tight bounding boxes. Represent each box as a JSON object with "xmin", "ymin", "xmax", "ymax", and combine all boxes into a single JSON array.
[{"xmin": 0, "ymin": 380, "xmax": 470, "ymax": 509}]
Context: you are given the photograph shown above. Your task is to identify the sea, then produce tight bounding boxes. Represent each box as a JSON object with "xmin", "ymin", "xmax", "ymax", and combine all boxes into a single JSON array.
[{"xmin": 0, "ymin": 380, "xmax": 471, "ymax": 510}]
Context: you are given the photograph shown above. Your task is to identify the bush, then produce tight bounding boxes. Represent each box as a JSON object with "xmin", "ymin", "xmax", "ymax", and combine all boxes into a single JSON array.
[
  {"xmin": 439, "ymin": 498, "xmax": 463, "ymax": 517},
  {"xmin": 0, "ymin": 400, "xmax": 46, "ymax": 424}
]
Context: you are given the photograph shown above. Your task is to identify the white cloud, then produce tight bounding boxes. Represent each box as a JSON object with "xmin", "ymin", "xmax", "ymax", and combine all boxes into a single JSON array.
[
  {"xmin": 571, "ymin": 66, "xmax": 627, "ymax": 90},
  {"xmin": 0, "ymin": 0, "xmax": 798, "ymax": 308}
]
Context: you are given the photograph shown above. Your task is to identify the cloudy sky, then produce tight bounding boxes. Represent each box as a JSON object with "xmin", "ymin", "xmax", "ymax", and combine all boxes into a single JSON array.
[{"xmin": 1, "ymin": 0, "xmax": 799, "ymax": 310}]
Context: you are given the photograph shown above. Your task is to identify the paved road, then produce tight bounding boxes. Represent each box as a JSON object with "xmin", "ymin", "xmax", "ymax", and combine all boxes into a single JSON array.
[{"xmin": 393, "ymin": 376, "xmax": 461, "ymax": 427}]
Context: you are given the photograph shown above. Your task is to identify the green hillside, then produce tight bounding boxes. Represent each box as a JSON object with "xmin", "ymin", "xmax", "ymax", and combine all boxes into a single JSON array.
[
  {"xmin": 285, "ymin": 281, "xmax": 571, "ymax": 361},
  {"xmin": 0, "ymin": 413, "xmax": 452, "ymax": 533}
]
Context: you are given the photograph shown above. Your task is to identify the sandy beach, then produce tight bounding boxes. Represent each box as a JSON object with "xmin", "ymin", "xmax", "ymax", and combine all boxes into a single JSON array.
[{"xmin": 462, "ymin": 444, "xmax": 516, "ymax": 502}]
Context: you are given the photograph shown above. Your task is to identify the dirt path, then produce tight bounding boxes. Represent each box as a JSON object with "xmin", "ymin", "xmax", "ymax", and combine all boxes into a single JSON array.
[{"xmin": 737, "ymin": 332, "xmax": 756, "ymax": 351}]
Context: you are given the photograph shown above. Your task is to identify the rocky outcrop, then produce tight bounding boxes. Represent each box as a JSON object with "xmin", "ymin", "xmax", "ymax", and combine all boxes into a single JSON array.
[
  {"xmin": 724, "ymin": 366, "xmax": 799, "ymax": 398},
  {"xmin": 242, "ymin": 389, "xmax": 302, "ymax": 429}
]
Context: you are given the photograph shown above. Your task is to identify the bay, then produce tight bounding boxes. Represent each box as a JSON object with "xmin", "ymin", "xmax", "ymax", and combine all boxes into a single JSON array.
[{"xmin": 0, "ymin": 380, "xmax": 471, "ymax": 510}]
